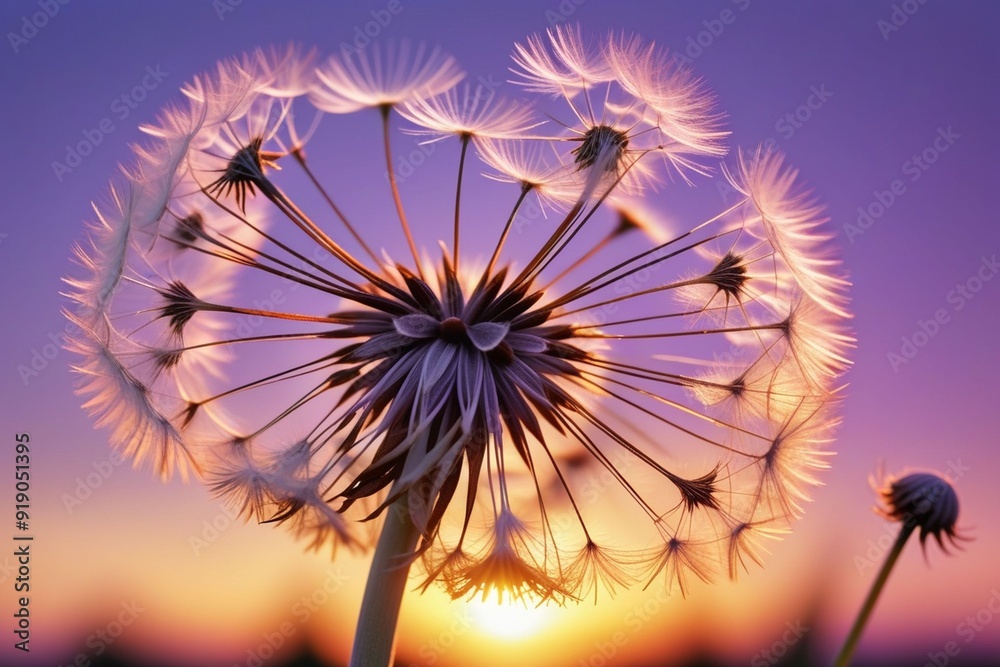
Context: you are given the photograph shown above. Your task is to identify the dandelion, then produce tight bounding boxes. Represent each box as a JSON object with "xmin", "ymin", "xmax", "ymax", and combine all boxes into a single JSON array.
[
  {"xmin": 834, "ymin": 469, "xmax": 968, "ymax": 666},
  {"xmin": 66, "ymin": 26, "xmax": 850, "ymax": 667}
]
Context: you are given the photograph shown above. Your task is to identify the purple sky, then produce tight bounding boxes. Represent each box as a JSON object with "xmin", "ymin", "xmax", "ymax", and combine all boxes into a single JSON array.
[{"xmin": 1, "ymin": 1, "xmax": 998, "ymax": 666}]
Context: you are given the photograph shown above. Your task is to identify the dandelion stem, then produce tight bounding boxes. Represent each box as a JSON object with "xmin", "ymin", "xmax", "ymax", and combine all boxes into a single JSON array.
[
  {"xmin": 255, "ymin": 179, "xmax": 399, "ymax": 295},
  {"xmin": 537, "ymin": 228, "xmax": 615, "ymax": 292},
  {"xmin": 349, "ymin": 496, "xmax": 420, "ymax": 667},
  {"xmin": 291, "ymin": 149, "xmax": 384, "ymax": 268},
  {"xmin": 547, "ymin": 199, "xmax": 747, "ymax": 310},
  {"xmin": 833, "ymin": 522, "xmax": 915, "ymax": 667},
  {"xmin": 381, "ymin": 105, "xmax": 425, "ymax": 280},
  {"xmin": 453, "ymin": 134, "xmax": 470, "ymax": 273},
  {"xmin": 509, "ymin": 198, "xmax": 584, "ymax": 290},
  {"xmin": 482, "ymin": 183, "xmax": 530, "ymax": 282}
]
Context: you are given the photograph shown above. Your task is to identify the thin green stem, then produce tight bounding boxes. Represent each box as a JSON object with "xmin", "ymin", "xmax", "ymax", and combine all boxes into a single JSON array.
[
  {"xmin": 349, "ymin": 496, "xmax": 420, "ymax": 667},
  {"xmin": 834, "ymin": 522, "xmax": 916, "ymax": 667}
]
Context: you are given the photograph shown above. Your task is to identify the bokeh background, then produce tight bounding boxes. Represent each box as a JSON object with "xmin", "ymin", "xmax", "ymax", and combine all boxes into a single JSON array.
[{"xmin": 1, "ymin": 1, "xmax": 998, "ymax": 665}]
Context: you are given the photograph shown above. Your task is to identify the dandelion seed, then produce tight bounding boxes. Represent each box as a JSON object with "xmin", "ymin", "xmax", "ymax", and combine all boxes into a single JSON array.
[
  {"xmin": 565, "ymin": 541, "xmax": 637, "ymax": 602},
  {"xmin": 512, "ymin": 25, "xmax": 727, "ymax": 194},
  {"xmin": 725, "ymin": 519, "xmax": 786, "ymax": 580},
  {"xmin": 247, "ymin": 44, "xmax": 319, "ymax": 99},
  {"xmin": 645, "ymin": 534, "xmax": 714, "ymax": 598},
  {"xmin": 510, "ymin": 24, "xmax": 612, "ymax": 96},
  {"xmin": 311, "ymin": 41, "xmax": 464, "ymax": 114},
  {"xmin": 399, "ymin": 83, "xmax": 543, "ymax": 144},
  {"xmin": 476, "ymin": 137, "xmax": 583, "ymax": 213}
]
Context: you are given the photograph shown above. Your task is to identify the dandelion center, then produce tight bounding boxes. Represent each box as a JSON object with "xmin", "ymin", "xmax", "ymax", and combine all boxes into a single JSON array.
[
  {"xmin": 573, "ymin": 124, "xmax": 630, "ymax": 172},
  {"xmin": 438, "ymin": 317, "xmax": 468, "ymax": 342}
]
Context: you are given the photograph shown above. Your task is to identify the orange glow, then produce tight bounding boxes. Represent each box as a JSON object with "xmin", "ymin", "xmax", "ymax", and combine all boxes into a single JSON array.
[{"xmin": 465, "ymin": 596, "xmax": 557, "ymax": 639}]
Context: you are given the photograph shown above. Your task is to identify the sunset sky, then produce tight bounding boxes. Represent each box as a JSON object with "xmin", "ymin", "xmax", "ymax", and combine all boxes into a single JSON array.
[{"xmin": 1, "ymin": 1, "xmax": 998, "ymax": 666}]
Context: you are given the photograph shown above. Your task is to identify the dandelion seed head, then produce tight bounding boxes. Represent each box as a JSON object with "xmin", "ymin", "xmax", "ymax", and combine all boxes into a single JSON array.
[
  {"xmin": 725, "ymin": 149, "xmax": 851, "ymax": 319},
  {"xmin": 67, "ymin": 31, "xmax": 850, "ymax": 604}
]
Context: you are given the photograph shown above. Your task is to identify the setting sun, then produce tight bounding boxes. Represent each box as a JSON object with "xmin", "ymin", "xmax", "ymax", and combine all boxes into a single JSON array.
[{"xmin": 465, "ymin": 598, "xmax": 557, "ymax": 640}]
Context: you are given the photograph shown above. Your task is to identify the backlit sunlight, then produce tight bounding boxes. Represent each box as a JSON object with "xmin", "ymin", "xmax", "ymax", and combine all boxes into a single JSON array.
[{"xmin": 465, "ymin": 597, "xmax": 557, "ymax": 640}]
